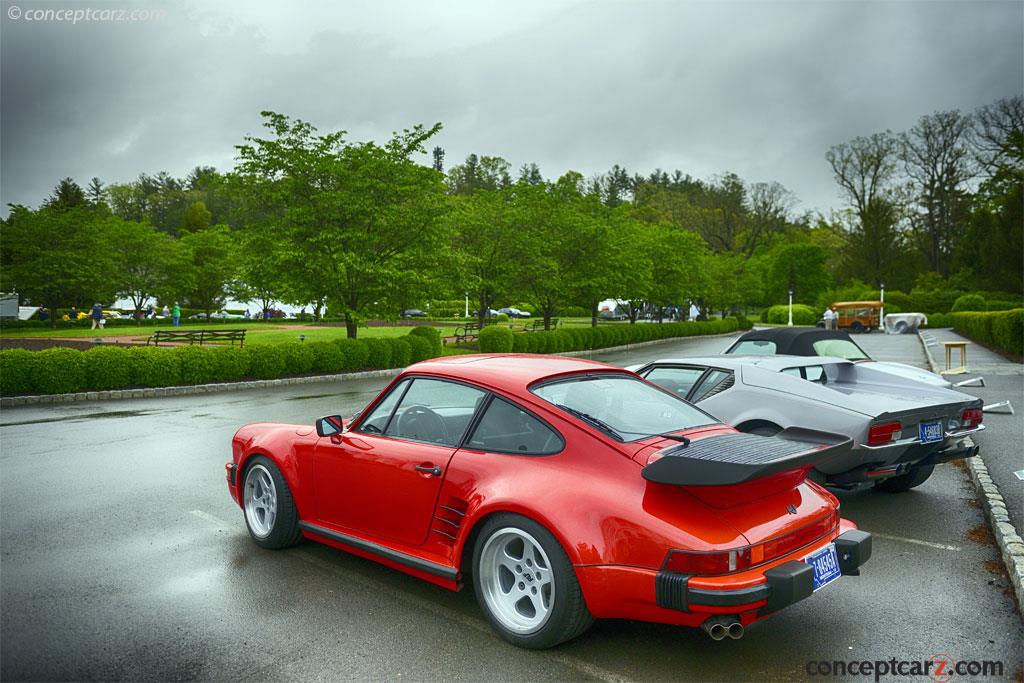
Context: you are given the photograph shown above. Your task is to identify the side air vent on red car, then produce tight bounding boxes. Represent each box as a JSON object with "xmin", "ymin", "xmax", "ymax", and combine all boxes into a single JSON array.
[{"xmin": 431, "ymin": 497, "xmax": 469, "ymax": 544}]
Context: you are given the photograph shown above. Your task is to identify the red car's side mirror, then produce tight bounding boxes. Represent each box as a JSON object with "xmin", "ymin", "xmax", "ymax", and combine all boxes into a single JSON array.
[{"xmin": 316, "ymin": 415, "xmax": 345, "ymax": 437}]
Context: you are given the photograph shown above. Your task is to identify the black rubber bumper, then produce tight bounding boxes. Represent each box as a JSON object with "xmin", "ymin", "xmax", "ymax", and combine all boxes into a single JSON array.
[{"xmin": 654, "ymin": 530, "xmax": 872, "ymax": 614}]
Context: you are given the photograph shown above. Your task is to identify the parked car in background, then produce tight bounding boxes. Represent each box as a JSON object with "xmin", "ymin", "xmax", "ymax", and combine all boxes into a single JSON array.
[
  {"xmin": 498, "ymin": 307, "xmax": 531, "ymax": 318},
  {"xmin": 190, "ymin": 310, "xmax": 246, "ymax": 320},
  {"xmin": 883, "ymin": 313, "xmax": 928, "ymax": 334},
  {"xmin": 598, "ymin": 299, "xmax": 629, "ymax": 320},
  {"xmin": 630, "ymin": 354, "xmax": 983, "ymax": 492},
  {"xmin": 724, "ymin": 327, "xmax": 954, "ymax": 388},
  {"xmin": 226, "ymin": 355, "xmax": 870, "ymax": 648},
  {"xmin": 401, "ymin": 309, "xmax": 429, "ymax": 318}
]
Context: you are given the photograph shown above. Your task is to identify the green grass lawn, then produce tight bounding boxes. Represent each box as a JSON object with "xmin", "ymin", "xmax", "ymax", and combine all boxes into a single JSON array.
[
  {"xmin": 0, "ymin": 324, "xmax": 458, "ymax": 342},
  {"xmin": 0, "ymin": 316, "xmax": 622, "ymax": 341}
]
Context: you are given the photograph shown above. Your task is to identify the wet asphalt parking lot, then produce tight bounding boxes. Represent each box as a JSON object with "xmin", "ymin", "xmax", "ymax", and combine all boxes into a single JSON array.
[{"xmin": 1, "ymin": 331, "xmax": 1021, "ymax": 681}]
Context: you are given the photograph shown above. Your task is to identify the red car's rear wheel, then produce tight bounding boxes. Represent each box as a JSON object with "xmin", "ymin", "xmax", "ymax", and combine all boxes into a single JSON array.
[
  {"xmin": 242, "ymin": 456, "xmax": 301, "ymax": 549},
  {"xmin": 472, "ymin": 514, "xmax": 592, "ymax": 649}
]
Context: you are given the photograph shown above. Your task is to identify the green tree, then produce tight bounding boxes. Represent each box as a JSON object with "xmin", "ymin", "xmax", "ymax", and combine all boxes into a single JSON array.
[
  {"xmin": 177, "ymin": 225, "xmax": 237, "ymax": 315},
  {"xmin": 449, "ymin": 190, "xmax": 518, "ymax": 327},
  {"xmin": 108, "ymin": 219, "xmax": 189, "ymax": 316},
  {"xmin": 234, "ymin": 111, "xmax": 449, "ymax": 338},
  {"xmin": 646, "ymin": 226, "xmax": 708, "ymax": 318},
  {"xmin": 447, "ymin": 154, "xmax": 512, "ymax": 194},
  {"xmin": 826, "ymin": 132, "xmax": 910, "ymax": 288},
  {"xmin": 765, "ymin": 241, "xmax": 832, "ymax": 305},
  {"xmin": 900, "ymin": 110, "xmax": 974, "ymax": 275},
  {"xmin": 179, "ymin": 201, "xmax": 212, "ymax": 234},
  {"xmin": 0, "ymin": 206, "xmax": 119, "ymax": 327},
  {"xmin": 43, "ymin": 178, "xmax": 88, "ymax": 210}
]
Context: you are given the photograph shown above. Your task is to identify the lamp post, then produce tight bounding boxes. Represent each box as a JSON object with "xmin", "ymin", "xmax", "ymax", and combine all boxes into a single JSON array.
[
  {"xmin": 787, "ymin": 289, "xmax": 794, "ymax": 327},
  {"xmin": 879, "ymin": 281, "xmax": 885, "ymax": 332},
  {"xmin": 464, "ymin": 292, "xmax": 469, "ymax": 318}
]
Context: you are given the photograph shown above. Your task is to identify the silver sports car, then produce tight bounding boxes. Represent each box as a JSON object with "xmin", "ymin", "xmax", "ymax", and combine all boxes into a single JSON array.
[
  {"xmin": 630, "ymin": 355, "xmax": 984, "ymax": 492},
  {"xmin": 724, "ymin": 327, "xmax": 955, "ymax": 388}
]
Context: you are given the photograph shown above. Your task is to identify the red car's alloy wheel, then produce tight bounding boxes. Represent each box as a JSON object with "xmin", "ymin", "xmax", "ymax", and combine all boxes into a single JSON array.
[
  {"xmin": 244, "ymin": 464, "xmax": 278, "ymax": 539},
  {"xmin": 478, "ymin": 527, "xmax": 555, "ymax": 634}
]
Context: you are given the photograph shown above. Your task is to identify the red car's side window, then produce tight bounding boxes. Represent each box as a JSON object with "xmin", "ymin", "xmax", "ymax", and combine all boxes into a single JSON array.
[
  {"xmin": 465, "ymin": 397, "xmax": 564, "ymax": 455},
  {"xmin": 356, "ymin": 379, "xmax": 410, "ymax": 435}
]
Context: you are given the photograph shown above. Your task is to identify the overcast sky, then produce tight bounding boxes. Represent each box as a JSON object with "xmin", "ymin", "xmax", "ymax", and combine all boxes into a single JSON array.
[{"xmin": 1, "ymin": 0, "xmax": 1022, "ymax": 217}]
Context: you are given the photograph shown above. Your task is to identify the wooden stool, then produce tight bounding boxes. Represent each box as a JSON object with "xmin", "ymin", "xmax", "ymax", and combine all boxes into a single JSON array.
[{"xmin": 942, "ymin": 341, "xmax": 969, "ymax": 375}]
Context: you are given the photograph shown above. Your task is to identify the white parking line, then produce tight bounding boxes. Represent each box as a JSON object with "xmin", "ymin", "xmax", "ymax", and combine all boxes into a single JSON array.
[
  {"xmin": 295, "ymin": 550, "xmax": 633, "ymax": 683},
  {"xmin": 189, "ymin": 509, "xmax": 232, "ymax": 528},
  {"xmin": 871, "ymin": 532, "xmax": 960, "ymax": 551}
]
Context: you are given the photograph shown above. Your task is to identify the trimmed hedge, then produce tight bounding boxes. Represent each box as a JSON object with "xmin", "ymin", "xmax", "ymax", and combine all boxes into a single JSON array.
[
  {"xmin": 408, "ymin": 325, "xmax": 443, "ymax": 358},
  {"xmin": 0, "ymin": 320, "xmax": 745, "ymax": 396},
  {"xmin": 83, "ymin": 346, "xmax": 133, "ymax": 391},
  {"xmin": 951, "ymin": 294, "xmax": 986, "ymax": 312},
  {"xmin": 479, "ymin": 326, "xmax": 514, "ymax": 352},
  {"xmin": 922, "ymin": 313, "xmax": 951, "ymax": 329},
  {"xmin": 762, "ymin": 304, "xmax": 818, "ymax": 326},
  {"xmin": 949, "ymin": 309, "xmax": 1024, "ymax": 357}
]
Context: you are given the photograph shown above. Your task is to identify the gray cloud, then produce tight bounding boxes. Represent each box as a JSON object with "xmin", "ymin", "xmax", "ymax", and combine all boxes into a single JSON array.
[{"xmin": 1, "ymin": 0, "xmax": 1021, "ymax": 216}]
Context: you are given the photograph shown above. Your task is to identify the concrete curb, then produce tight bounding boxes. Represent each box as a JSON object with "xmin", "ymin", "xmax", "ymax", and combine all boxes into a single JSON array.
[
  {"xmin": 917, "ymin": 330, "xmax": 1024, "ymax": 612},
  {"xmin": 0, "ymin": 329, "xmax": 742, "ymax": 409}
]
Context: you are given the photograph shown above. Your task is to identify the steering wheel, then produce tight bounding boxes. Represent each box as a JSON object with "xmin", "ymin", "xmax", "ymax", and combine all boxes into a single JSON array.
[{"xmin": 395, "ymin": 405, "xmax": 449, "ymax": 444}]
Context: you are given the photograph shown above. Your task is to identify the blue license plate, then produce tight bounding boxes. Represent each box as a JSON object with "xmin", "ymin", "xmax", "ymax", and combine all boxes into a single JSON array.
[
  {"xmin": 805, "ymin": 543, "xmax": 841, "ymax": 592},
  {"xmin": 919, "ymin": 420, "xmax": 943, "ymax": 444}
]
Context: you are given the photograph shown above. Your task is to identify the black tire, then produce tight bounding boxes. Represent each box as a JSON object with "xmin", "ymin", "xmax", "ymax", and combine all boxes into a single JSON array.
[
  {"xmin": 242, "ymin": 455, "xmax": 302, "ymax": 549},
  {"xmin": 740, "ymin": 423, "xmax": 782, "ymax": 437},
  {"xmin": 472, "ymin": 513, "xmax": 593, "ymax": 649},
  {"xmin": 850, "ymin": 321, "xmax": 864, "ymax": 333},
  {"xmin": 873, "ymin": 464, "xmax": 935, "ymax": 493}
]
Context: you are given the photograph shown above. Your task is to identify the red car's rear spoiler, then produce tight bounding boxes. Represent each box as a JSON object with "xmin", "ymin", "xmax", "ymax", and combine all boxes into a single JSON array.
[{"xmin": 641, "ymin": 427, "xmax": 852, "ymax": 487}]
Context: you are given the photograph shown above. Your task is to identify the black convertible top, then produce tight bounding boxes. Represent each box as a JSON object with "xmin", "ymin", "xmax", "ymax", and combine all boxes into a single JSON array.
[{"xmin": 725, "ymin": 327, "xmax": 871, "ymax": 358}]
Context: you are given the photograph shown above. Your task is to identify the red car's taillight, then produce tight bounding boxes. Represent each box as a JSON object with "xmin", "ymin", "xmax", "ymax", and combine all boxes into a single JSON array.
[
  {"xmin": 867, "ymin": 420, "xmax": 902, "ymax": 446},
  {"xmin": 664, "ymin": 547, "xmax": 751, "ymax": 575},
  {"xmin": 960, "ymin": 407, "xmax": 983, "ymax": 428}
]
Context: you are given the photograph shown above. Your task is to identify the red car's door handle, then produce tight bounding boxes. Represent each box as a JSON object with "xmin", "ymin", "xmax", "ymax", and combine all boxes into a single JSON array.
[{"xmin": 415, "ymin": 464, "xmax": 442, "ymax": 477}]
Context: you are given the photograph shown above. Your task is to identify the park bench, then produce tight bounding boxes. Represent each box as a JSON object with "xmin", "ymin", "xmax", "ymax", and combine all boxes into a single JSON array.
[
  {"xmin": 454, "ymin": 323, "xmax": 482, "ymax": 344},
  {"xmin": 524, "ymin": 318, "xmax": 559, "ymax": 332},
  {"xmin": 146, "ymin": 329, "xmax": 247, "ymax": 347}
]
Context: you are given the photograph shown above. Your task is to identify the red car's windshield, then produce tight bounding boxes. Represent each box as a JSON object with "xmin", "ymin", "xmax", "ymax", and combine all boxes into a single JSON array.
[{"xmin": 532, "ymin": 374, "xmax": 716, "ymax": 442}]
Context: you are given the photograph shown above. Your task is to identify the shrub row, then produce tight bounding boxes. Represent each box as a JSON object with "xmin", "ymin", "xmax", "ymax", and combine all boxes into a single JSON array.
[
  {"xmin": 760, "ymin": 304, "xmax": 818, "ymax": 326},
  {"xmin": 480, "ymin": 318, "xmax": 743, "ymax": 354},
  {"xmin": 818, "ymin": 286, "xmax": 1022, "ymax": 315},
  {"xmin": 948, "ymin": 309, "xmax": 1024, "ymax": 357},
  {"xmin": 0, "ymin": 327, "xmax": 441, "ymax": 397}
]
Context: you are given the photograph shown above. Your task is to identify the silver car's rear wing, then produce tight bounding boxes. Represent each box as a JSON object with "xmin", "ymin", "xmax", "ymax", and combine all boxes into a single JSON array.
[{"xmin": 641, "ymin": 427, "xmax": 853, "ymax": 487}]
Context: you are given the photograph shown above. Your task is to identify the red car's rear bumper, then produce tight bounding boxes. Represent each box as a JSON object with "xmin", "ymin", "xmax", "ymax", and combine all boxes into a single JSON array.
[{"xmin": 577, "ymin": 527, "xmax": 871, "ymax": 628}]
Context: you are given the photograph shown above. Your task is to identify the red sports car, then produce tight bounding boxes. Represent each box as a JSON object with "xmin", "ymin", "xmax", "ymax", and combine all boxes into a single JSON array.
[{"xmin": 226, "ymin": 355, "xmax": 871, "ymax": 648}]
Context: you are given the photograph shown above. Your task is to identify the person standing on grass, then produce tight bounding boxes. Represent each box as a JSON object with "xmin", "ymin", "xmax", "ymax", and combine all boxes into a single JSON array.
[
  {"xmin": 172, "ymin": 302, "xmax": 181, "ymax": 327},
  {"xmin": 90, "ymin": 303, "xmax": 103, "ymax": 330},
  {"xmin": 823, "ymin": 306, "xmax": 835, "ymax": 330}
]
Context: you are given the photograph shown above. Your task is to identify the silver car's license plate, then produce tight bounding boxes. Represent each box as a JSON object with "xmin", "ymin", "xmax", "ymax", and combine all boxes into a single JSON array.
[{"xmin": 919, "ymin": 420, "xmax": 943, "ymax": 443}]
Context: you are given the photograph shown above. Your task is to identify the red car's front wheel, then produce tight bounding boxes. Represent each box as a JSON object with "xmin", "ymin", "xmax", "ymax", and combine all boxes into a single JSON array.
[
  {"xmin": 242, "ymin": 456, "xmax": 301, "ymax": 549},
  {"xmin": 472, "ymin": 514, "xmax": 592, "ymax": 649}
]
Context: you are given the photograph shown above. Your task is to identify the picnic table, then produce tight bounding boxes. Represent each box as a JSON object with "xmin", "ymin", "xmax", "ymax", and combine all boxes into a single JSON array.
[{"xmin": 146, "ymin": 329, "xmax": 247, "ymax": 347}]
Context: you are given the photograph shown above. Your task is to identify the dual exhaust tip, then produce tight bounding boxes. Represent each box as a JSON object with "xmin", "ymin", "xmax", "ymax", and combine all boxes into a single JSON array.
[{"xmin": 701, "ymin": 615, "xmax": 744, "ymax": 640}]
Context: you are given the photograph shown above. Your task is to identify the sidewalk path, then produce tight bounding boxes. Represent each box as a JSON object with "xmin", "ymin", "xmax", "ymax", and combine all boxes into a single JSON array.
[{"xmin": 920, "ymin": 328, "xmax": 1024, "ymax": 536}]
